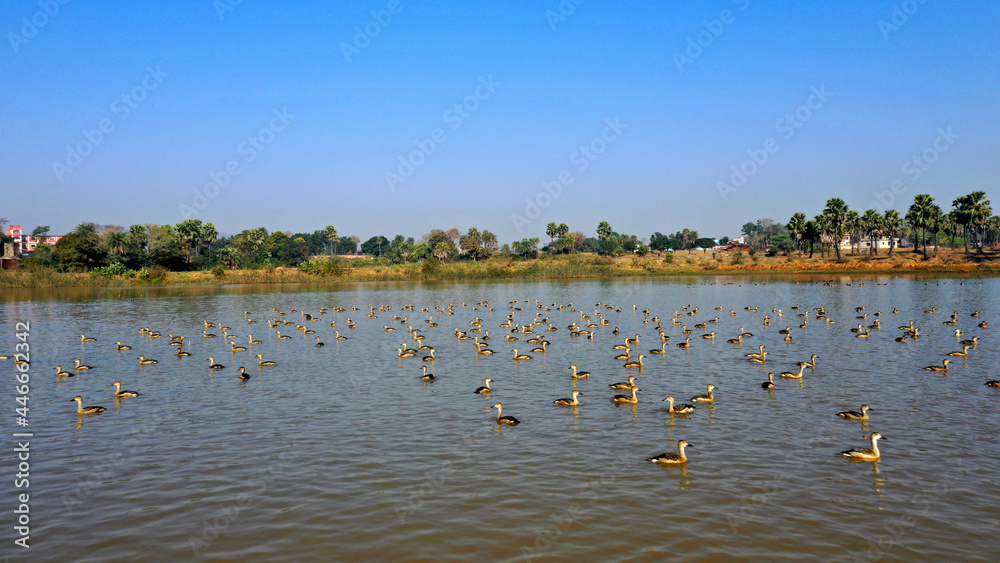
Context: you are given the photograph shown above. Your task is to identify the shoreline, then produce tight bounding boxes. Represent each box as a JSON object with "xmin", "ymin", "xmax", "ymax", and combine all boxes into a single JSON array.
[{"xmin": 3, "ymin": 252, "xmax": 999, "ymax": 289}]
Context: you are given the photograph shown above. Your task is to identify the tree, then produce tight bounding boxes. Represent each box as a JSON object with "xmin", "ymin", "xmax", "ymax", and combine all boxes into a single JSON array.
[
  {"xmin": 203, "ymin": 223, "xmax": 218, "ymax": 259},
  {"xmin": 927, "ymin": 203, "xmax": 943, "ymax": 252},
  {"xmin": 360, "ymin": 236, "xmax": 389, "ymax": 257},
  {"xmin": 433, "ymin": 240, "xmax": 457, "ymax": 261},
  {"xmin": 512, "ymin": 237, "xmax": 540, "ymax": 258},
  {"xmin": 54, "ymin": 232, "xmax": 107, "ymax": 271},
  {"xmin": 883, "ymin": 209, "xmax": 901, "ymax": 255},
  {"xmin": 128, "ymin": 224, "xmax": 149, "ymax": 255},
  {"xmin": 719, "ymin": 236, "xmax": 730, "ymax": 245},
  {"xmin": 103, "ymin": 231, "xmax": 130, "ymax": 259},
  {"xmin": 907, "ymin": 194, "xmax": 936, "ymax": 258},
  {"xmin": 741, "ymin": 222, "xmax": 757, "ymax": 243},
  {"xmin": 546, "ymin": 222, "xmax": 559, "ymax": 244},
  {"xmin": 597, "ymin": 221, "xmax": 612, "ymax": 241},
  {"xmin": 695, "ymin": 237, "xmax": 716, "ymax": 250},
  {"xmin": 31, "ymin": 226, "xmax": 50, "ymax": 238},
  {"xmin": 861, "ymin": 209, "xmax": 883, "ymax": 255},
  {"xmin": 803, "ymin": 220, "xmax": 820, "ymax": 258},
  {"xmin": 822, "ymin": 198, "xmax": 849, "ymax": 260},
  {"xmin": 176, "ymin": 219, "xmax": 204, "ymax": 263},
  {"xmin": 556, "ymin": 223, "xmax": 569, "ymax": 240},
  {"xmin": 786, "ymin": 212, "xmax": 806, "ymax": 256},
  {"xmin": 324, "ymin": 225, "xmax": 339, "ymax": 255},
  {"xmin": 952, "ymin": 191, "xmax": 992, "ymax": 254}
]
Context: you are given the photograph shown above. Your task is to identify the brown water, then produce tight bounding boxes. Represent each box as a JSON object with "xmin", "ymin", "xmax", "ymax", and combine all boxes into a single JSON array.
[{"xmin": 1, "ymin": 275, "xmax": 997, "ymax": 562}]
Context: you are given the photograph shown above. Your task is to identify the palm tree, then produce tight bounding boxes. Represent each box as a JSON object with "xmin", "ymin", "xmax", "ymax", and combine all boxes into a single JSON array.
[
  {"xmin": 103, "ymin": 231, "xmax": 130, "ymax": 259},
  {"xmin": 546, "ymin": 222, "xmax": 558, "ymax": 245},
  {"xmin": 907, "ymin": 194, "xmax": 936, "ymax": 258},
  {"xmin": 433, "ymin": 241, "xmax": 453, "ymax": 262},
  {"xmin": 822, "ymin": 198, "xmax": 849, "ymax": 260},
  {"xmin": 928, "ymin": 204, "xmax": 943, "ymax": 252},
  {"xmin": 845, "ymin": 210, "xmax": 861, "ymax": 255},
  {"xmin": 787, "ymin": 212, "xmax": 806, "ymax": 256},
  {"xmin": 324, "ymin": 225, "xmax": 339, "ymax": 255},
  {"xmin": 952, "ymin": 191, "xmax": 993, "ymax": 253},
  {"xmin": 883, "ymin": 209, "xmax": 901, "ymax": 255},
  {"xmin": 803, "ymin": 220, "xmax": 820, "ymax": 258},
  {"xmin": 597, "ymin": 221, "xmax": 612, "ymax": 241},
  {"xmin": 861, "ymin": 209, "xmax": 883, "ymax": 255}
]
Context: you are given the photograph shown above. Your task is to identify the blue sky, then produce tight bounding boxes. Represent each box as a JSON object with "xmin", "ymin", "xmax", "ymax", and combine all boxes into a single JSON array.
[{"xmin": 2, "ymin": 0, "xmax": 998, "ymax": 243}]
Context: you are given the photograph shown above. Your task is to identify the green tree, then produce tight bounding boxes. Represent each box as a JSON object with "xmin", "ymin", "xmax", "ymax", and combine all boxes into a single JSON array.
[
  {"xmin": 907, "ymin": 194, "xmax": 936, "ymax": 258},
  {"xmin": 512, "ymin": 237, "xmax": 540, "ymax": 258},
  {"xmin": 861, "ymin": 209, "xmax": 884, "ymax": 255},
  {"xmin": 952, "ymin": 191, "xmax": 992, "ymax": 253},
  {"xmin": 822, "ymin": 198, "xmax": 849, "ymax": 260},
  {"xmin": 103, "ymin": 230, "xmax": 130, "ymax": 259},
  {"xmin": 803, "ymin": 220, "xmax": 820, "ymax": 258},
  {"xmin": 786, "ymin": 212, "xmax": 806, "ymax": 255},
  {"xmin": 361, "ymin": 236, "xmax": 389, "ymax": 257},
  {"xmin": 883, "ymin": 209, "xmax": 901, "ymax": 255},
  {"xmin": 324, "ymin": 225, "xmax": 339, "ymax": 255},
  {"xmin": 546, "ymin": 222, "xmax": 559, "ymax": 244},
  {"xmin": 176, "ymin": 219, "xmax": 204, "ymax": 263},
  {"xmin": 31, "ymin": 226, "xmax": 50, "ymax": 238},
  {"xmin": 433, "ymin": 240, "xmax": 457, "ymax": 261},
  {"xmin": 597, "ymin": 221, "xmax": 612, "ymax": 241}
]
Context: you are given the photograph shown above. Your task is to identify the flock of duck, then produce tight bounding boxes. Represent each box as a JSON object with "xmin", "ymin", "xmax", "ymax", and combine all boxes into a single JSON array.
[{"xmin": 15, "ymin": 288, "xmax": 995, "ymax": 466}]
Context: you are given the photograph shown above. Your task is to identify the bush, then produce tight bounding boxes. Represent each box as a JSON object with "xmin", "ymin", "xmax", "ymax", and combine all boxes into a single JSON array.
[
  {"xmin": 661, "ymin": 252, "xmax": 674, "ymax": 264},
  {"xmin": 147, "ymin": 265, "xmax": 168, "ymax": 281},
  {"xmin": 421, "ymin": 257, "xmax": 441, "ymax": 275},
  {"xmin": 731, "ymin": 252, "xmax": 744, "ymax": 265},
  {"xmin": 212, "ymin": 265, "xmax": 226, "ymax": 278},
  {"xmin": 92, "ymin": 263, "xmax": 128, "ymax": 278},
  {"xmin": 299, "ymin": 258, "xmax": 343, "ymax": 277}
]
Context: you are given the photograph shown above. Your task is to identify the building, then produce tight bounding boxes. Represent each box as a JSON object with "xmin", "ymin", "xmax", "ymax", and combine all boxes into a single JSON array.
[
  {"xmin": 837, "ymin": 237, "xmax": 895, "ymax": 251},
  {"xmin": 5, "ymin": 225, "xmax": 64, "ymax": 253}
]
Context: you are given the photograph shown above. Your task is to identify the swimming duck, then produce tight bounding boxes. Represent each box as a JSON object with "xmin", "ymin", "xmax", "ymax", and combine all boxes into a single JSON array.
[
  {"xmin": 609, "ymin": 375, "xmax": 638, "ymax": 391},
  {"xmin": 55, "ymin": 365, "xmax": 74, "ymax": 377},
  {"xmin": 71, "ymin": 395, "xmax": 105, "ymax": 414},
  {"xmin": 761, "ymin": 373, "xmax": 775, "ymax": 389},
  {"xmin": 623, "ymin": 354, "xmax": 645, "ymax": 368},
  {"xmin": 138, "ymin": 355, "xmax": 157, "ymax": 365},
  {"xmin": 419, "ymin": 365, "xmax": 436, "ymax": 381},
  {"xmin": 569, "ymin": 364, "xmax": 590, "ymax": 379},
  {"xmin": 553, "ymin": 390, "xmax": 583, "ymax": 406},
  {"xmin": 112, "ymin": 381, "xmax": 141, "ymax": 398},
  {"xmin": 690, "ymin": 384, "xmax": 716, "ymax": 403},
  {"xmin": 513, "ymin": 348, "xmax": 532, "ymax": 361},
  {"xmin": 611, "ymin": 387, "xmax": 639, "ymax": 404},
  {"xmin": 238, "ymin": 367, "xmax": 251, "ymax": 380},
  {"xmin": 647, "ymin": 440, "xmax": 692, "ymax": 464},
  {"xmin": 923, "ymin": 359, "xmax": 950, "ymax": 372},
  {"xmin": 946, "ymin": 345, "xmax": 972, "ymax": 358},
  {"xmin": 256, "ymin": 353, "xmax": 277, "ymax": 366},
  {"xmin": 492, "ymin": 402, "xmax": 519, "ymax": 425},
  {"xmin": 474, "ymin": 378, "xmax": 492, "ymax": 394},
  {"xmin": 73, "ymin": 358, "xmax": 93, "ymax": 371},
  {"xmin": 837, "ymin": 404, "xmax": 871, "ymax": 420},
  {"xmin": 663, "ymin": 395, "xmax": 695, "ymax": 414},
  {"xmin": 839, "ymin": 432, "xmax": 884, "ymax": 461},
  {"xmin": 780, "ymin": 365, "xmax": 806, "ymax": 379},
  {"xmin": 80, "ymin": 334, "xmax": 96, "ymax": 342},
  {"xmin": 796, "ymin": 354, "xmax": 819, "ymax": 368},
  {"xmin": 208, "ymin": 357, "xmax": 225, "ymax": 369},
  {"xmin": 116, "ymin": 341, "xmax": 132, "ymax": 350}
]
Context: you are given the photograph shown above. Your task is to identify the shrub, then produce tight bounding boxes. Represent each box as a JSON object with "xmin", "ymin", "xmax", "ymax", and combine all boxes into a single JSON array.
[
  {"xmin": 421, "ymin": 257, "xmax": 441, "ymax": 275},
  {"xmin": 147, "ymin": 265, "xmax": 168, "ymax": 281},
  {"xmin": 212, "ymin": 265, "xmax": 226, "ymax": 278},
  {"xmin": 731, "ymin": 252, "xmax": 744, "ymax": 265}
]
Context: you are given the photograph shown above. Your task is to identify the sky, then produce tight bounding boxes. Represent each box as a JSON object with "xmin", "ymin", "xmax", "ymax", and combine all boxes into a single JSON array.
[{"xmin": 2, "ymin": 0, "xmax": 998, "ymax": 243}]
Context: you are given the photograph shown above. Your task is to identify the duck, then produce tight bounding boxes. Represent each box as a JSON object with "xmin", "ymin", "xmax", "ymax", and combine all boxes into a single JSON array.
[
  {"xmin": 796, "ymin": 354, "xmax": 819, "ymax": 369},
  {"xmin": 611, "ymin": 387, "xmax": 639, "ymax": 404},
  {"xmin": 397, "ymin": 347, "xmax": 417, "ymax": 358},
  {"xmin": 690, "ymin": 384, "xmax": 716, "ymax": 403},
  {"xmin": 985, "ymin": 381, "xmax": 1000, "ymax": 388},
  {"xmin": 701, "ymin": 331, "xmax": 716, "ymax": 340},
  {"xmin": 138, "ymin": 355, "xmax": 157, "ymax": 365},
  {"xmin": 836, "ymin": 404, "xmax": 871, "ymax": 421},
  {"xmin": 946, "ymin": 345, "xmax": 972, "ymax": 358},
  {"xmin": 512, "ymin": 348, "xmax": 532, "ymax": 361},
  {"xmin": 176, "ymin": 348, "xmax": 191, "ymax": 357},
  {"xmin": 663, "ymin": 395, "xmax": 695, "ymax": 414},
  {"xmin": 419, "ymin": 365, "xmax": 436, "ymax": 380},
  {"xmin": 55, "ymin": 365, "xmax": 74, "ymax": 377},
  {"xmin": 958, "ymin": 336, "xmax": 979, "ymax": 347},
  {"xmin": 208, "ymin": 357, "xmax": 225, "ymax": 369},
  {"xmin": 647, "ymin": 440, "xmax": 692, "ymax": 464},
  {"xmin": 248, "ymin": 334, "xmax": 263, "ymax": 345},
  {"xmin": 780, "ymin": 365, "xmax": 806, "ymax": 379},
  {"xmin": 492, "ymin": 402, "xmax": 520, "ymax": 425},
  {"xmin": 230, "ymin": 342, "xmax": 248, "ymax": 352},
  {"xmin": 422, "ymin": 349, "xmax": 436, "ymax": 362},
  {"xmin": 112, "ymin": 381, "xmax": 141, "ymax": 398},
  {"xmin": 238, "ymin": 367, "xmax": 251, "ymax": 380},
  {"xmin": 116, "ymin": 341, "xmax": 132, "ymax": 350},
  {"xmin": 80, "ymin": 334, "xmax": 97, "ymax": 343},
  {"xmin": 477, "ymin": 347, "xmax": 495, "ymax": 355},
  {"xmin": 71, "ymin": 395, "xmax": 105, "ymax": 414},
  {"xmin": 761, "ymin": 373, "xmax": 776, "ymax": 389},
  {"xmin": 256, "ymin": 353, "xmax": 277, "ymax": 366},
  {"xmin": 553, "ymin": 390, "xmax": 583, "ymax": 406},
  {"xmin": 569, "ymin": 364, "xmax": 590, "ymax": 379},
  {"xmin": 623, "ymin": 354, "xmax": 645, "ymax": 369},
  {"xmin": 384, "ymin": 325, "xmax": 396, "ymax": 332},
  {"xmin": 649, "ymin": 342, "xmax": 667, "ymax": 355},
  {"xmin": 855, "ymin": 330, "xmax": 870, "ymax": 339},
  {"xmin": 923, "ymin": 359, "xmax": 950, "ymax": 372},
  {"xmin": 277, "ymin": 331, "xmax": 292, "ymax": 340},
  {"xmin": 744, "ymin": 345, "xmax": 766, "ymax": 359},
  {"xmin": 73, "ymin": 358, "xmax": 93, "ymax": 371},
  {"xmin": 315, "ymin": 336, "xmax": 325, "ymax": 346},
  {"xmin": 609, "ymin": 375, "xmax": 638, "ymax": 391},
  {"xmin": 749, "ymin": 351, "xmax": 769, "ymax": 364},
  {"xmin": 676, "ymin": 337, "xmax": 692, "ymax": 348},
  {"xmin": 839, "ymin": 432, "xmax": 885, "ymax": 461},
  {"xmin": 474, "ymin": 378, "xmax": 493, "ymax": 394},
  {"xmin": 726, "ymin": 334, "xmax": 743, "ymax": 344},
  {"xmin": 335, "ymin": 331, "xmax": 348, "ymax": 340}
]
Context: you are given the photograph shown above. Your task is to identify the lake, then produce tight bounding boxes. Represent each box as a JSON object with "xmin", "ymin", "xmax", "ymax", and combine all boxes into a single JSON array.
[{"xmin": 2, "ymin": 274, "xmax": 997, "ymax": 562}]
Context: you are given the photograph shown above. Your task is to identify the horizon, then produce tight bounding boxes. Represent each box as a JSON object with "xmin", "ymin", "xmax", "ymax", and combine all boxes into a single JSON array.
[{"xmin": 3, "ymin": 1, "xmax": 998, "ymax": 243}]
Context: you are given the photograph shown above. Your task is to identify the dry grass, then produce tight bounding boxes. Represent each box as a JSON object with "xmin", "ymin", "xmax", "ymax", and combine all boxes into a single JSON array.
[{"xmin": 3, "ymin": 249, "xmax": 998, "ymax": 288}]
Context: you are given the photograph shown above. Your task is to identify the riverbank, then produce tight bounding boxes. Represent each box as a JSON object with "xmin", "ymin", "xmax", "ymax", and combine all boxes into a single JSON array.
[{"xmin": 2, "ymin": 250, "xmax": 998, "ymax": 288}]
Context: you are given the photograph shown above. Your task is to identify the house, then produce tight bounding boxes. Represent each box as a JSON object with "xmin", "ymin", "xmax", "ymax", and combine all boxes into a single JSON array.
[
  {"xmin": 837, "ymin": 237, "xmax": 895, "ymax": 251},
  {"xmin": 5, "ymin": 225, "xmax": 64, "ymax": 253}
]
